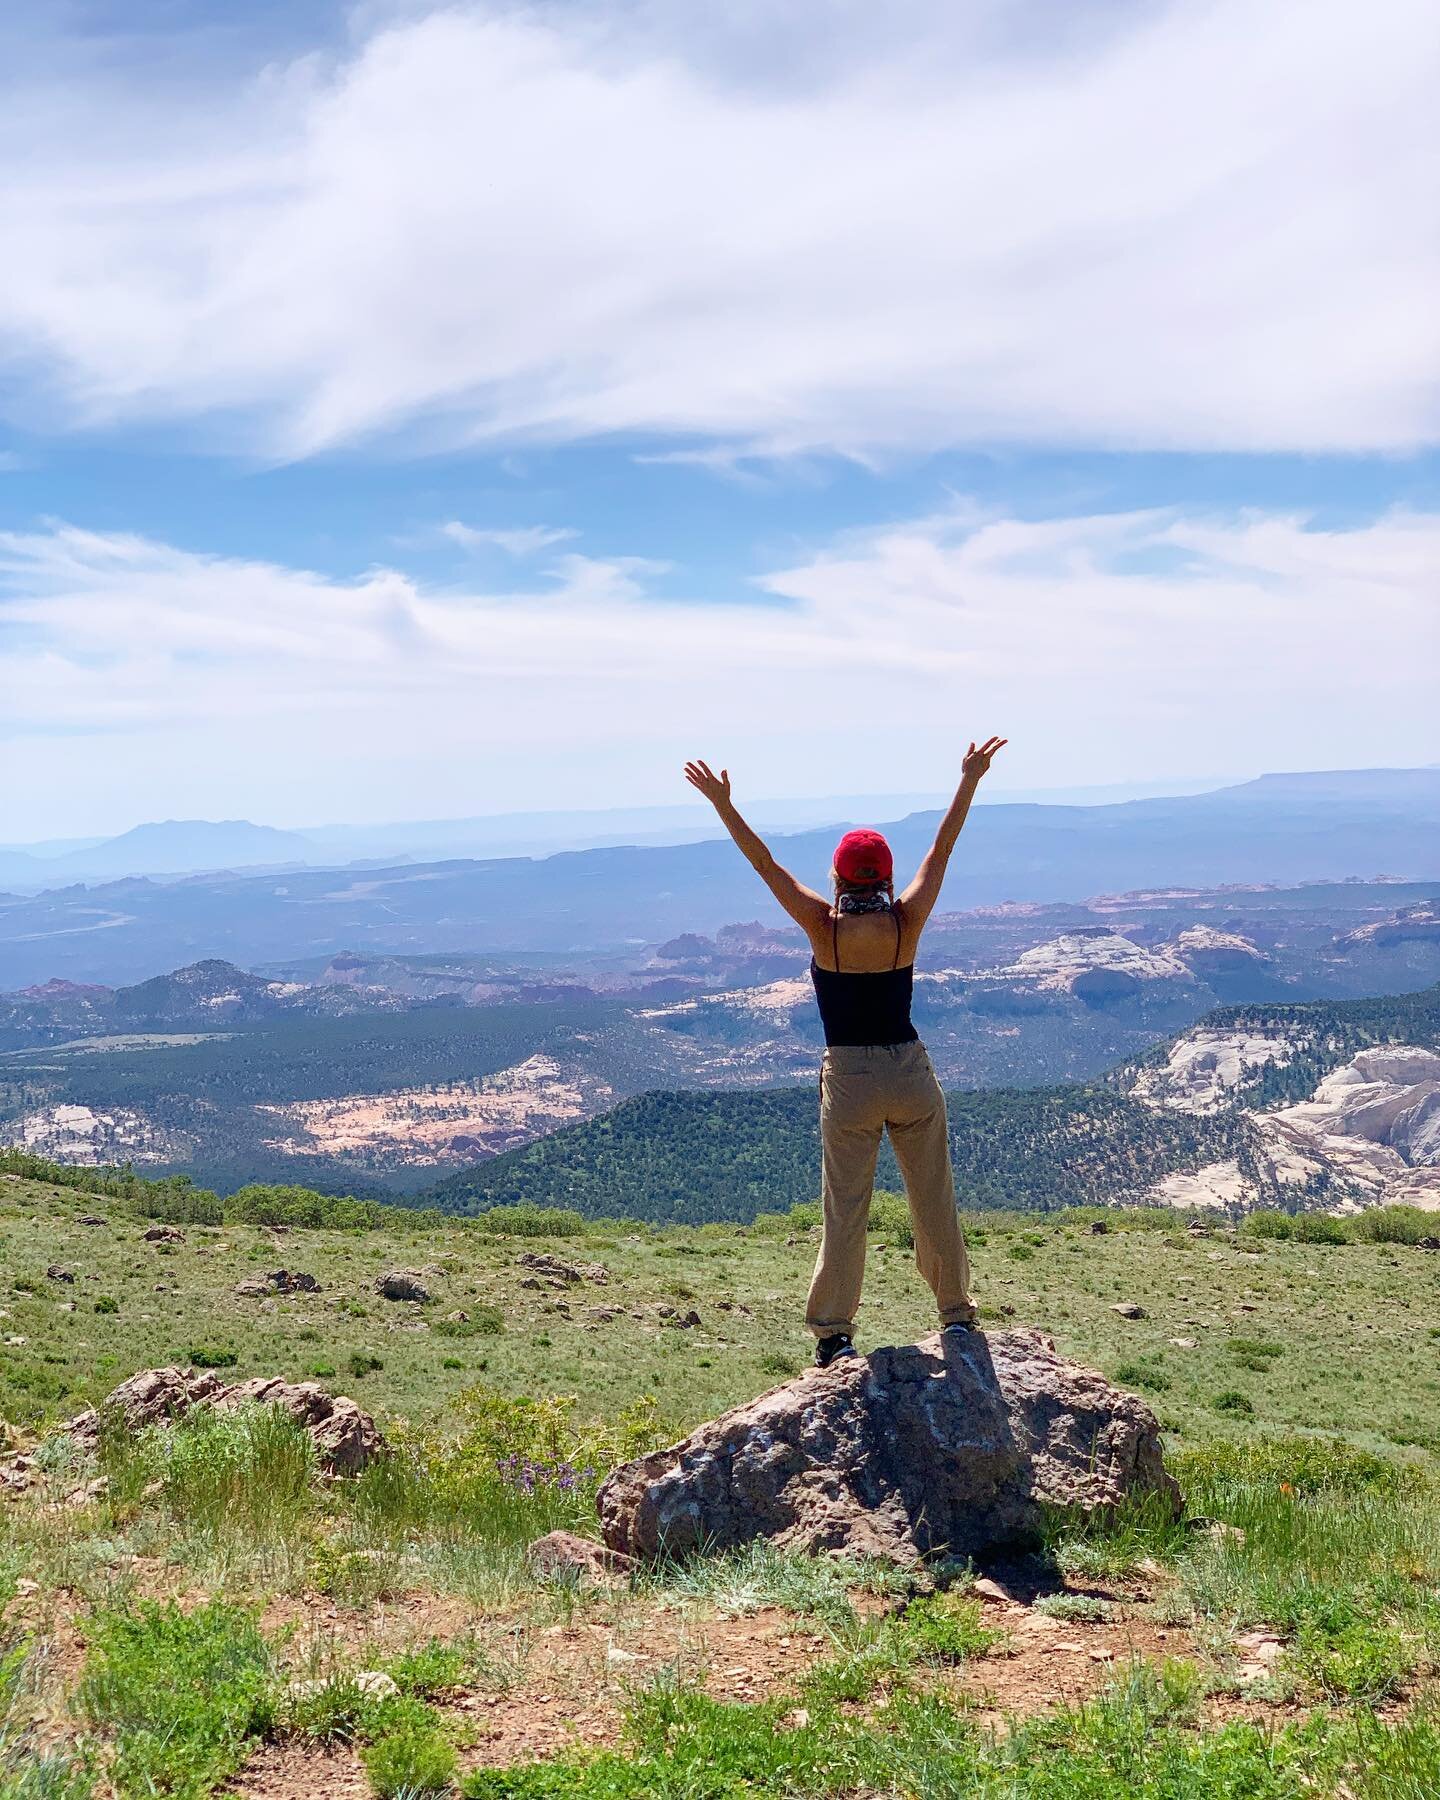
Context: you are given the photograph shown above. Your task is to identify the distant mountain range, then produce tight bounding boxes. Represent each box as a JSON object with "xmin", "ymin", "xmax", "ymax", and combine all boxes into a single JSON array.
[{"xmin": 1, "ymin": 768, "xmax": 1436, "ymax": 990}]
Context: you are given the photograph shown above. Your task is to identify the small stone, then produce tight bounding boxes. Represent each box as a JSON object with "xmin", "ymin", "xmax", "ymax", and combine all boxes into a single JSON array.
[
  {"xmin": 46, "ymin": 1265, "xmax": 76, "ymax": 1284},
  {"xmin": 1110, "ymin": 1303, "xmax": 1147, "ymax": 1320},
  {"xmin": 606, "ymin": 1643, "xmax": 643, "ymax": 1667},
  {"xmin": 1168, "ymin": 1338, "xmax": 1197, "ymax": 1349},
  {"xmin": 971, "ymin": 1576, "xmax": 1017, "ymax": 1603},
  {"xmin": 355, "ymin": 1671, "xmax": 399, "ymax": 1699}
]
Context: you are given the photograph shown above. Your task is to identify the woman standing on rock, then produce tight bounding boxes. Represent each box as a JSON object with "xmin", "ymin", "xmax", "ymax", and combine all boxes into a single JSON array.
[{"xmin": 684, "ymin": 739, "xmax": 1007, "ymax": 1367}]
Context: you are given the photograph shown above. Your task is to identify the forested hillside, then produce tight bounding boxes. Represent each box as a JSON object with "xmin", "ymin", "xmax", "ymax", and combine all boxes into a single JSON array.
[{"xmin": 425, "ymin": 984, "xmax": 1440, "ymax": 1224}]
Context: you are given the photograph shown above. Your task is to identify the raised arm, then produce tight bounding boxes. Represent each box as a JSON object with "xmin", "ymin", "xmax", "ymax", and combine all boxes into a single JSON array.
[
  {"xmin": 684, "ymin": 760, "xmax": 831, "ymax": 936},
  {"xmin": 898, "ymin": 736, "xmax": 1007, "ymax": 932}
]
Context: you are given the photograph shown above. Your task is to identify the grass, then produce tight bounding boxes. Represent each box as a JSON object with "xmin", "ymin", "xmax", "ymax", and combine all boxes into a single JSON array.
[{"xmin": 4, "ymin": 1171, "xmax": 1440, "ymax": 1794}]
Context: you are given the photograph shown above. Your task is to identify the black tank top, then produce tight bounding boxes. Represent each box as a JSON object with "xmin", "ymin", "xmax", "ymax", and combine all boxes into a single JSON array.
[{"xmin": 810, "ymin": 910, "xmax": 919, "ymax": 1047}]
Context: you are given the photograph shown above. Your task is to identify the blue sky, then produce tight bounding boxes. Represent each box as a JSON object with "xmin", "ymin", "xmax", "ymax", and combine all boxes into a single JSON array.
[{"xmin": 1, "ymin": 0, "xmax": 1436, "ymax": 839}]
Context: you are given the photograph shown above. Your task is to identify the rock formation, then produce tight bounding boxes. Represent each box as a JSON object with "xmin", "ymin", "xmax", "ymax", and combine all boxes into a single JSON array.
[
  {"xmin": 598, "ymin": 1329, "xmax": 1178, "ymax": 1565},
  {"xmin": 59, "ymin": 1366, "xmax": 383, "ymax": 1474}
]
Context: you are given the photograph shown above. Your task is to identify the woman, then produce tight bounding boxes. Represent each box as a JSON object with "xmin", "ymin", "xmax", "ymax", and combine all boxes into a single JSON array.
[{"xmin": 684, "ymin": 738, "xmax": 1007, "ymax": 1367}]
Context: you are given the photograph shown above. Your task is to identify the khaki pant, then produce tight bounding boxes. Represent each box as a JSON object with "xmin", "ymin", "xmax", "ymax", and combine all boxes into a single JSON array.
[{"xmin": 805, "ymin": 1041, "xmax": 976, "ymax": 1338}]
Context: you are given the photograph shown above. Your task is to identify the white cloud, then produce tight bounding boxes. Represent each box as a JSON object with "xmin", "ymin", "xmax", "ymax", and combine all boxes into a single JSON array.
[
  {"xmin": 0, "ymin": 0, "xmax": 1434, "ymax": 458},
  {"xmin": 1, "ymin": 506, "xmax": 1435, "ymax": 835},
  {"xmin": 441, "ymin": 522, "xmax": 578, "ymax": 556}
]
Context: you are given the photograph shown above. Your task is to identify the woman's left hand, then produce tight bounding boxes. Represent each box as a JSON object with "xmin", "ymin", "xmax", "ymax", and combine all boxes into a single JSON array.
[
  {"xmin": 684, "ymin": 759, "xmax": 732, "ymax": 807},
  {"xmin": 962, "ymin": 736, "xmax": 1007, "ymax": 781}
]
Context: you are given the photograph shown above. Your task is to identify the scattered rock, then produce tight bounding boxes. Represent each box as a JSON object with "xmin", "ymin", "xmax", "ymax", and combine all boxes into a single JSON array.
[
  {"xmin": 234, "ymin": 1269, "xmax": 321, "ymax": 1298},
  {"xmin": 1168, "ymin": 1338, "xmax": 1197, "ymax": 1349},
  {"xmin": 657, "ymin": 1307, "xmax": 701, "ymax": 1329},
  {"xmin": 59, "ymin": 1366, "xmax": 384, "ymax": 1474},
  {"xmin": 1235, "ymin": 1629, "xmax": 1284, "ymax": 1664},
  {"xmin": 76, "ymin": 1216, "xmax": 107, "ymax": 1227},
  {"xmin": 142, "ymin": 1225, "xmax": 185, "ymax": 1244},
  {"xmin": 587, "ymin": 1307, "xmax": 621, "ymax": 1323},
  {"xmin": 970, "ymin": 1575, "xmax": 1018, "ymax": 1604},
  {"xmin": 45, "ymin": 1265, "xmax": 76, "ymax": 1284},
  {"xmin": 375, "ymin": 1270, "xmax": 431, "ymax": 1303},
  {"xmin": 1110, "ymin": 1303, "xmax": 1148, "ymax": 1320},
  {"xmin": 1416, "ymin": 1237, "xmax": 1440, "ymax": 1251},
  {"xmin": 1088, "ymin": 1220, "xmax": 1110, "ymax": 1235},
  {"xmin": 526, "ymin": 1530, "xmax": 634, "ymax": 1582},
  {"xmin": 598, "ymin": 1329, "xmax": 1180, "ymax": 1564}
]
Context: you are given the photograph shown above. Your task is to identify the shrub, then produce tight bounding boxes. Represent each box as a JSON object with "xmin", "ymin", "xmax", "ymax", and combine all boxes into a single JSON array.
[
  {"xmin": 1356, "ymin": 1205, "xmax": 1433, "ymax": 1245},
  {"xmin": 1293, "ymin": 1214, "xmax": 1350, "ymax": 1245},
  {"xmin": 1211, "ymin": 1390, "xmax": 1255, "ymax": 1416},
  {"xmin": 1172, "ymin": 1434, "xmax": 1402, "ymax": 1498},
  {"xmin": 310, "ymin": 1363, "xmax": 337, "ymax": 1378},
  {"xmin": 472, "ymin": 1205, "xmax": 587, "ymax": 1238},
  {"xmin": 894, "ymin": 1593, "xmax": 1000, "ymax": 1663},
  {"xmin": 78, "ymin": 1599, "xmax": 275, "ymax": 1797},
  {"xmin": 435, "ymin": 1307, "xmax": 503, "ymax": 1339},
  {"xmin": 1227, "ymin": 1337, "xmax": 1284, "ymax": 1373},
  {"xmin": 386, "ymin": 1638, "xmax": 472, "ymax": 1699},
  {"xmin": 189, "ymin": 1346, "xmax": 239, "ymax": 1369},
  {"xmin": 363, "ymin": 1724, "xmax": 458, "ymax": 1798},
  {"xmin": 93, "ymin": 1296, "xmax": 119, "ymax": 1315},
  {"xmin": 1241, "ymin": 1210, "xmax": 1294, "ymax": 1240},
  {"xmin": 349, "ymin": 1353, "xmax": 384, "ymax": 1378},
  {"xmin": 1115, "ymin": 1360, "xmax": 1171, "ymax": 1392}
]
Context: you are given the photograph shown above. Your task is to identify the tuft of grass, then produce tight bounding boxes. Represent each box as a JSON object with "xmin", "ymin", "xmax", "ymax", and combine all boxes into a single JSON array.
[{"xmin": 362, "ymin": 1725, "xmax": 458, "ymax": 1799}]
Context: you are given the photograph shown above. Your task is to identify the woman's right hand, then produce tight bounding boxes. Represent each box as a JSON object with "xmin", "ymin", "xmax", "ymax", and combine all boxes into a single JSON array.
[
  {"xmin": 684, "ymin": 759, "xmax": 732, "ymax": 808},
  {"xmin": 962, "ymin": 736, "xmax": 1007, "ymax": 782}
]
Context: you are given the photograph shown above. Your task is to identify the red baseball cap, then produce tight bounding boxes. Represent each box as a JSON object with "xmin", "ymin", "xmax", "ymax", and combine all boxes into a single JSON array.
[{"xmin": 833, "ymin": 828, "xmax": 893, "ymax": 884}]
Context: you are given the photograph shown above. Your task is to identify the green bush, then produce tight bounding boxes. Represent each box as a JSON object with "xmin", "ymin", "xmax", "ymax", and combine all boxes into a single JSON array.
[
  {"xmin": 188, "ymin": 1346, "xmax": 239, "ymax": 1369},
  {"xmin": 435, "ymin": 1307, "xmax": 504, "ymax": 1339},
  {"xmin": 1171, "ymin": 1434, "xmax": 1402, "ymax": 1498},
  {"xmin": 1293, "ymin": 1214, "xmax": 1350, "ymax": 1245},
  {"xmin": 893, "ymin": 1593, "xmax": 1000, "ymax": 1663},
  {"xmin": 1241, "ymin": 1210, "xmax": 1295, "ymax": 1240},
  {"xmin": 472, "ymin": 1205, "xmax": 587, "ymax": 1238},
  {"xmin": 93, "ymin": 1296, "xmax": 119, "ymax": 1315},
  {"xmin": 362, "ymin": 1724, "xmax": 458, "ymax": 1798},
  {"xmin": 349, "ymin": 1353, "xmax": 384, "ymax": 1378},
  {"xmin": 1211, "ymin": 1390, "xmax": 1255, "ymax": 1416},
  {"xmin": 1115, "ymin": 1360, "xmax": 1171, "ymax": 1392},
  {"xmin": 1355, "ymin": 1205, "xmax": 1434, "ymax": 1245},
  {"xmin": 78, "ymin": 1599, "xmax": 275, "ymax": 1797}
]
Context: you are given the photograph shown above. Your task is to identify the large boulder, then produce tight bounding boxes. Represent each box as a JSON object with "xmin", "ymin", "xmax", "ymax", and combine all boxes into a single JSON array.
[
  {"xmin": 598, "ymin": 1329, "xmax": 1180, "ymax": 1565},
  {"xmin": 60, "ymin": 1366, "xmax": 384, "ymax": 1475}
]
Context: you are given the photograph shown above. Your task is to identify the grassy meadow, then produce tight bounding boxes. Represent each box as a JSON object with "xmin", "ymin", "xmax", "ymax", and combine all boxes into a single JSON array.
[{"xmin": 4, "ymin": 1163, "xmax": 1440, "ymax": 1796}]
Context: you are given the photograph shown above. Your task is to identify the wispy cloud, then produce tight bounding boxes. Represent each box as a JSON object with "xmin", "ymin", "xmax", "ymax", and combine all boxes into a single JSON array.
[
  {"xmin": 2, "ymin": 506, "xmax": 1435, "ymax": 833},
  {"xmin": 0, "ymin": 0, "xmax": 1434, "ymax": 460},
  {"xmin": 440, "ymin": 521, "xmax": 578, "ymax": 557}
]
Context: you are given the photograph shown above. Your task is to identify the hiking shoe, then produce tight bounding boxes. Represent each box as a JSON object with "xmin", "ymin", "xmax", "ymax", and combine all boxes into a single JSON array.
[
  {"xmin": 942, "ymin": 1320, "xmax": 976, "ymax": 1340},
  {"xmin": 814, "ymin": 1333, "xmax": 856, "ymax": 1369}
]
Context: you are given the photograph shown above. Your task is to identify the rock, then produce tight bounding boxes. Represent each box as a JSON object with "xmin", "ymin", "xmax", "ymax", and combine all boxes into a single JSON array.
[
  {"xmin": 658, "ymin": 1307, "xmax": 701, "ymax": 1329},
  {"xmin": 232, "ymin": 1271, "xmax": 319, "ymax": 1297},
  {"xmin": 375, "ymin": 1270, "xmax": 431, "ymax": 1302},
  {"xmin": 970, "ymin": 1575, "xmax": 1018, "ymax": 1604},
  {"xmin": 355, "ymin": 1671, "xmax": 399, "ymax": 1700},
  {"xmin": 46, "ymin": 1265, "xmax": 76, "ymax": 1284},
  {"xmin": 526, "ymin": 1529, "xmax": 634, "ymax": 1582},
  {"xmin": 76, "ymin": 1215, "xmax": 107, "ymax": 1227},
  {"xmin": 59, "ymin": 1366, "xmax": 383, "ymax": 1474},
  {"xmin": 587, "ymin": 1307, "xmax": 621, "ymax": 1323},
  {"xmin": 598, "ymin": 1329, "xmax": 1180, "ymax": 1565},
  {"xmin": 1088, "ymin": 1220, "xmax": 1109, "ymax": 1235},
  {"xmin": 1168, "ymin": 1338, "xmax": 1197, "ymax": 1349},
  {"xmin": 1110, "ymin": 1303, "xmax": 1147, "ymax": 1319},
  {"xmin": 142, "ymin": 1225, "xmax": 185, "ymax": 1243},
  {"xmin": 1416, "ymin": 1237, "xmax": 1440, "ymax": 1251}
]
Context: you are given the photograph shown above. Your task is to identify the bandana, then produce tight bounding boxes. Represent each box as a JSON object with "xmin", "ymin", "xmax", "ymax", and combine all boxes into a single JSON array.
[{"xmin": 836, "ymin": 890, "xmax": 892, "ymax": 915}]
